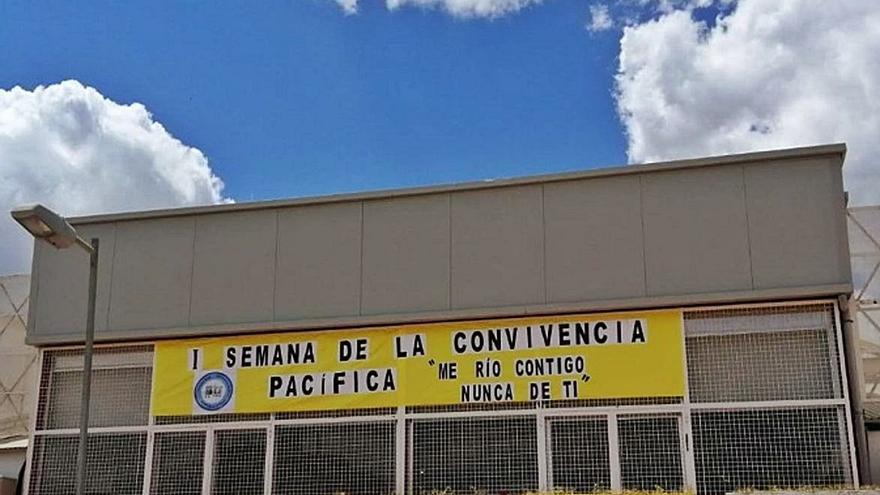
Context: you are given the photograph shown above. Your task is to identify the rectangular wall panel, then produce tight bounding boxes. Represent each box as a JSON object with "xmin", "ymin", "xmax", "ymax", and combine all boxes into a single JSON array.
[
  {"xmin": 108, "ymin": 217, "xmax": 195, "ymax": 331},
  {"xmin": 745, "ymin": 157, "xmax": 851, "ymax": 289},
  {"xmin": 362, "ymin": 195, "xmax": 450, "ymax": 315},
  {"xmin": 450, "ymin": 186, "xmax": 544, "ymax": 309},
  {"xmin": 544, "ymin": 176, "xmax": 646, "ymax": 303},
  {"xmin": 31, "ymin": 222, "xmax": 115, "ymax": 338},
  {"xmin": 275, "ymin": 203, "xmax": 362, "ymax": 320},
  {"xmin": 190, "ymin": 210, "xmax": 277, "ymax": 326},
  {"xmin": 642, "ymin": 166, "xmax": 753, "ymax": 296}
]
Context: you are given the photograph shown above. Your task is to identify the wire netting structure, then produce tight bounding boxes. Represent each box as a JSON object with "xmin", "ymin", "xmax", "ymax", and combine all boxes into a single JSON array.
[{"xmin": 23, "ymin": 301, "xmax": 857, "ymax": 495}]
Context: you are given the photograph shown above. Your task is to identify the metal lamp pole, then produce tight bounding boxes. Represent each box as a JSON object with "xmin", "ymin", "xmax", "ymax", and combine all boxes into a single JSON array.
[
  {"xmin": 75, "ymin": 237, "xmax": 98, "ymax": 495},
  {"xmin": 11, "ymin": 205, "xmax": 99, "ymax": 495}
]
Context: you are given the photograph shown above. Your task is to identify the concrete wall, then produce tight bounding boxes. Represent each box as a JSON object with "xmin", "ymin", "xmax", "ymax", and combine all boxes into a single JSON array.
[
  {"xmin": 26, "ymin": 145, "xmax": 852, "ymax": 344},
  {"xmin": 869, "ymin": 430, "xmax": 880, "ymax": 484},
  {"xmin": 0, "ymin": 448, "xmax": 23, "ymax": 481}
]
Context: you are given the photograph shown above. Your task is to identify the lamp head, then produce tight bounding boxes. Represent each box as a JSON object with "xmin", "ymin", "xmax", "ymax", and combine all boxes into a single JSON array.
[{"xmin": 11, "ymin": 204, "xmax": 78, "ymax": 249}]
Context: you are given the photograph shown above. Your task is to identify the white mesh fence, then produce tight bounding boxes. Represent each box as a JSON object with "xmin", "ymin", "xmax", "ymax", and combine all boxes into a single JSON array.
[
  {"xmin": 618, "ymin": 414, "xmax": 684, "ymax": 491},
  {"xmin": 211, "ymin": 428, "xmax": 267, "ymax": 495},
  {"xmin": 25, "ymin": 301, "xmax": 857, "ymax": 495},
  {"xmin": 30, "ymin": 432, "xmax": 147, "ymax": 494},
  {"xmin": 272, "ymin": 421, "xmax": 396, "ymax": 495},
  {"xmin": 409, "ymin": 416, "xmax": 539, "ymax": 494},
  {"xmin": 547, "ymin": 416, "xmax": 610, "ymax": 492},
  {"xmin": 150, "ymin": 431, "xmax": 206, "ymax": 495},
  {"xmin": 692, "ymin": 407, "xmax": 852, "ymax": 495}
]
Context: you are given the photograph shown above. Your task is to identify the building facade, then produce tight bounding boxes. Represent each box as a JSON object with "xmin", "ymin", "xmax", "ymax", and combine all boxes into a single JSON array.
[
  {"xmin": 0, "ymin": 274, "xmax": 35, "ymax": 491},
  {"xmin": 22, "ymin": 144, "xmax": 859, "ymax": 495}
]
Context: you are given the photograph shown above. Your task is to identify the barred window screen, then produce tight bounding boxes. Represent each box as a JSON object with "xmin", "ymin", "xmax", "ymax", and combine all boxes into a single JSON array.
[
  {"xmin": 618, "ymin": 415, "xmax": 683, "ymax": 491},
  {"xmin": 37, "ymin": 348, "xmax": 153, "ymax": 430},
  {"xmin": 548, "ymin": 416, "xmax": 610, "ymax": 493},
  {"xmin": 211, "ymin": 428, "xmax": 267, "ymax": 495},
  {"xmin": 685, "ymin": 305, "xmax": 842, "ymax": 402},
  {"xmin": 272, "ymin": 422, "xmax": 396, "ymax": 495},
  {"xmin": 693, "ymin": 408, "xmax": 852, "ymax": 495},
  {"xmin": 150, "ymin": 431, "xmax": 207, "ymax": 495},
  {"xmin": 410, "ymin": 416, "xmax": 538, "ymax": 495},
  {"xmin": 29, "ymin": 433, "xmax": 147, "ymax": 495},
  {"xmin": 25, "ymin": 302, "xmax": 856, "ymax": 495}
]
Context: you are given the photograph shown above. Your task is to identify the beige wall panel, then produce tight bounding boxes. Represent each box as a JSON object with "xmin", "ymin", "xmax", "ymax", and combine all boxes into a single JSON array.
[
  {"xmin": 642, "ymin": 165, "xmax": 753, "ymax": 295},
  {"xmin": 362, "ymin": 194, "xmax": 450, "ymax": 315},
  {"xmin": 31, "ymin": 223, "xmax": 115, "ymax": 338},
  {"xmin": 275, "ymin": 202, "xmax": 362, "ymax": 320},
  {"xmin": 745, "ymin": 157, "xmax": 850, "ymax": 289},
  {"xmin": 544, "ymin": 176, "xmax": 646, "ymax": 302},
  {"xmin": 189, "ymin": 210, "xmax": 277, "ymax": 326},
  {"xmin": 451, "ymin": 185, "xmax": 544, "ymax": 309},
  {"xmin": 108, "ymin": 218, "xmax": 195, "ymax": 330}
]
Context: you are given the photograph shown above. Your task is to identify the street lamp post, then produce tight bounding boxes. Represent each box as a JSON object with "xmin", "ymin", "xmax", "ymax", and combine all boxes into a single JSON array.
[{"xmin": 11, "ymin": 204, "xmax": 98, "ymax": 495}]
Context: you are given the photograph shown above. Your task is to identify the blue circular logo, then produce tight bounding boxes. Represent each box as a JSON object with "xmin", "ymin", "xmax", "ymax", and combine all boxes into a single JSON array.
[{"xmin": 194, "ymin": 372, "xmax": 233, "ymax": 411}]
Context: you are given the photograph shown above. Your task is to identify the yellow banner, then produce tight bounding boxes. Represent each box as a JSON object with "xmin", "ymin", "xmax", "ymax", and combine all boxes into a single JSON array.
[{"xmin": 151, "ymin": 309, "xmax": 684, "ymax": 416}]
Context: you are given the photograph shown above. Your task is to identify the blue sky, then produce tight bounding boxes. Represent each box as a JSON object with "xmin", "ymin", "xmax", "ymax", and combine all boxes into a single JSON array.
[
  {"xmin": 0, "ymin": 0, "xmax": 630, "ymax": 201},
  {"xmin": 2, "ymin": 0, "xmax": 878, "ymax": 274}
]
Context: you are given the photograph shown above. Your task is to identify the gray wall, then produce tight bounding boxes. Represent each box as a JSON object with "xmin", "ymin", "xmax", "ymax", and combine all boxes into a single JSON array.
[
  {"xmin": 26, "ymin": 146, "xmax": 852, "ymax": 344},
  {"xmin": 0, "ymin": 448, "xmax": 24, "ymax": 481}
]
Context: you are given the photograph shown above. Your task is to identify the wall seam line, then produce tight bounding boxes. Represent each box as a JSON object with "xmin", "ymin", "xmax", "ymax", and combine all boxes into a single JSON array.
[
  {"xmin": 104, "ymin": 222, "xmax": 118, "ymax": 331},
  {"xmin": 27, "ymin": 244, "xmax": 42, "ymax": 335},
  {"xmin": 272, "ymin": 209, "xmax": 280, "ymax": 322},
  {"xmin": 541, "ymin": 184, "xmax": 548, "ymax": 304},
  {"xmin": 638, "ymin": 175, "xmax": 649, "ymax": 297},
  {"xmin": 359, "ymin": 201, "xmax": 365, "ymax": 316},
  {"xmin": 741, "ymin": 164, "xmax": 757, "ymax": 289},
  {"xmin": 186, "ymin": 217, "xmax": 198, "ymax": 327},
  {"xmin": 447, "ymin": 193, "xmax": 453, "ymax": 311}
]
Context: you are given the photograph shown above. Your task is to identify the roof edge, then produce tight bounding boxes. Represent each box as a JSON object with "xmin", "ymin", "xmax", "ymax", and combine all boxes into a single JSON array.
[{"xmin": 69, "ymin": 142, "xmax": 846, "ymax": 225}]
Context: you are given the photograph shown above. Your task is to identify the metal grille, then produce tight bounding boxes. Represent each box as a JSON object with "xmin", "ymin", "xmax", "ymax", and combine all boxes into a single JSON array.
[
  {"xmin": 37, "ymin": 347, "xmax": 152, "ymax": 429},
  {"xmin": 211, "ymin": 428, "xmax": 267, "ymax": 495},
  {"xmin": 29, "ymin": 432, "xmax": 147, "ymax": 495},
  {"xmin": 687, "ymin": 329, "xmax": 837, "ymax": 402},
  {"xmin": 548, "ymin": 416, "xmax": 610, "ymax": 493},
  {"xmin": 155, "ymin": 413, "xmax": 271, "ymax": 425},
  {"xmin": 275, "ymin": 407, "xmax": 395, "ymax": 420},
  {"xmin": 25, "ymin": 301, "xmax": 857, "ymax": 495},
  {"xmin": 693, "ymin": 407, "xmax": 852, "ymax": 495},
  {"xmin": 410, "ymin": 416, "xmax": 538, "ymax": 494},
  {"xmin": 150, "ymin": 431, "xmax": 206, "ymax": 495},
  {"xmin": 618, "ymin": 414, "xmax": 683, "ymax": 491},
  {"xmin": 273, "ymin": 422, "xmax": 395, "ymax": 495},
  {"xmin": 685, "ymin": 304, "xmax": 841, "ymax": 402}
]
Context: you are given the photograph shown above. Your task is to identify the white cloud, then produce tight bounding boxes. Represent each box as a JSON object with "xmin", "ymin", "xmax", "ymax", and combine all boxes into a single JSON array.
[
  {"xmin": 0, "ymin": 80, "xmax": 230, "ymax": 275},
  {"xmin": 587, "ymin": 3, "xmax": 614, "ymax": 32},
  {"xmin": 336, "ymin": 0, "xmax": 358, "ymax": 15},
  {"xmin": 386, "ymin": 0, "xmax": 541, "ymax": 18},
  {"xmin": 615, "ymin": 0, "xmax": 880, "ymax": 206},
  {"xmin": 333, "ymin": 0, "xmax": 540, "ymax": 18}
]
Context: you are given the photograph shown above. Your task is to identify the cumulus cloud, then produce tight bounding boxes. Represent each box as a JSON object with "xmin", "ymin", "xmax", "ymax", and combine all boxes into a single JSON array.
[
  {"xmin": 0, "ymin": 80, "xmax": 230, "ymax": 274},
  {"xmin": 587, "ymin": 4, "xmax": 614, "ymax": 32},
  {"xmin": 615, "ymin": 0, "xmax": 880, "ymax": 205}
]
